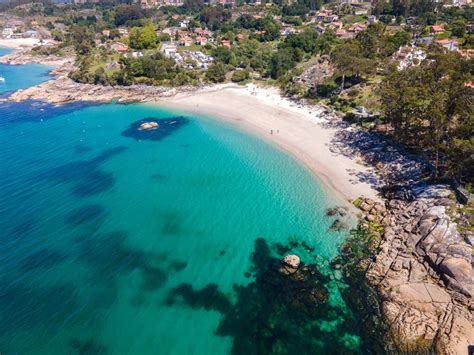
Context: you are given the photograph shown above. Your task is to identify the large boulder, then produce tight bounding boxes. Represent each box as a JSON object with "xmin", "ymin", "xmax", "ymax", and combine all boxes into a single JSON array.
[{"xmin": 439, "ymin": 258, "xmax": 472, "ymax": 282}]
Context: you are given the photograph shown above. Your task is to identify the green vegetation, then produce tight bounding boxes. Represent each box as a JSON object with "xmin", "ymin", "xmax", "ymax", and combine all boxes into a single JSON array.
[{"xmin": 380, "ymin": 51, "xmax": 473, "ymax": 182}]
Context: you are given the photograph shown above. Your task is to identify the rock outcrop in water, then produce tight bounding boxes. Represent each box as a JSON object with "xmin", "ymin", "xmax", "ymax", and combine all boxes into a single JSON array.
[{"xmin": 356, "ymin": 186, "xmax": 474, "ymax": 354}]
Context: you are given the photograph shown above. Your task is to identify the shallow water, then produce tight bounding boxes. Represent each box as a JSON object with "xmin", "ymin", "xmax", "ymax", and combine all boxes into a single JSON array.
[
  {"xmin": 0, "ymin": 57, "xmax": 366, "ymax": 354},
  {"xmin": 0, "ymin": 47, "xmax": 54, "ymax": 95}
]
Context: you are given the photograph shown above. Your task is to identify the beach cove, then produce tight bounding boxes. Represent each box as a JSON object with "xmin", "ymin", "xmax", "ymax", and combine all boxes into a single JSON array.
[{"xmin": 0, "ymin": 50, "xmax": 387, "ymax": 354}]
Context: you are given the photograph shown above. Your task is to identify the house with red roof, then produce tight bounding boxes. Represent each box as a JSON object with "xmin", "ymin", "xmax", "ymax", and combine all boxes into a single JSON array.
[
  {"xmin": 221, "ymin": 39, "xmax": 231, "ymax": 48},
  {"xmin": 431, "ymin": 25, "xmax": 445, "ymax": 34},
  {"xmin": 195, "ymin": 36, "xmax": 207, "ymax": 46},
  {"xmin": 435, "ymin": 38, "xmax": 459, "ymax": 51},
  {"xmin": 329, "ymin": 21, "xmax": 343, "ymax": 30},
  {"xmin": 348, "ymin": 23, "xmax": 366, "ymax": 33},
  {"xmin": 179, "ymin": 36, "xmax": 192, "ymax": 46},
  {"xmin": 110, "ymin": 42, "xmax": 128, "ymax": 52}
]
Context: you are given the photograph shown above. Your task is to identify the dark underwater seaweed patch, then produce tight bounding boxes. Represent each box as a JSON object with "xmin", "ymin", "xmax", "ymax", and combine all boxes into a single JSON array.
[
  {"xmin": 40, "ymin": 146, "xmax": 127, "ymax": 198},
  {"xmin": 120, "ymin": 116, "xmax": 188, "ymax": 141},
  {"xmin": 74, "ymin": 144, "xmax": 94, "ymax": 154},
  {"xmin": 160, "ymin": 211, "xmax": 182, "ymax": 236},
  {"xmin": 70, "ymin": 338, "xmax": 107, "ymax": 355},
  {"xmin": 0, "ymin": 100, "xmax": 94, "ymax": 126},
  {"xmin": 66, "ymin": 204, "xmax": 107, "ymax": 226},
  {"xmin": 166, "ymin": 283, "xmax": 232, "ymax": 314},
  {"xmin": 0, "ymin": 282, "xmax": 78, "ymax": 335},
  {"xmin": 18, "ymin": 248, "xmax": 68, "ymax": 272},
  {"xmin": 169, "ymin": 260, "xmax": 188, "ymax": 271},
  {"xmin": 165, "ymin": 237, "xmax": 368, "ymax": 354}
]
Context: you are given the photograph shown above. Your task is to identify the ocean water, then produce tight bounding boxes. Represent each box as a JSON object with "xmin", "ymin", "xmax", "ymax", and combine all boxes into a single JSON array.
[
  {"xmin": 0, "ymin": 47, "xmax": 54, "ymax": 95},
  {"xmin": 0, "ymin": 57, "xmax": 366, "ymax": 354}
]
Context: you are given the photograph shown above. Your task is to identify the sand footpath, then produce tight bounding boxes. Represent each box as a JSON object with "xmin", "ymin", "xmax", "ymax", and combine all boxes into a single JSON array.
[{"xmin": 156, "ymin": 84, "xmax": 380, "ymax": 205}]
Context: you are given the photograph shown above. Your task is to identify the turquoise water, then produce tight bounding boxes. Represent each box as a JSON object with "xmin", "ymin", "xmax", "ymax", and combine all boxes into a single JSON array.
[
  {"xmin": 0, "ymin": 58, "xmax": 367, "ymax": 354},
  {"xmin": 0, "ymin": 47, "xmax": 54, "ymax": 95}
]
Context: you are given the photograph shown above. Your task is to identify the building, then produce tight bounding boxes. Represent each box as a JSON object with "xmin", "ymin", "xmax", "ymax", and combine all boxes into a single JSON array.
[
  {"xmin": 221, "ymin": 39, "xmax": 231, "ymax": 48},
  {"xmin": 328, "ymin": 21, "xmax": 343, "ymax": 30},
  {"xmin": 2, "ymin": 27, "xmax": 14, "ymax": 39},
  {"xmin": 110, "ymin": 42, "xmax": 129, "ymax": 52},
  {"xmin": 179, "ymin": 36, "xmax": 192, "ymax": 46},
  {"xmin": 195, "ymin": 36, "xmax": 207, "ymax": 45},
  {"xmin": 431, "ymin": 25, "xmax": 445, "ymax": 34},
  {"xmin": 367, "ymin": 15, "xmax": 378, "ymax": 25},
  {"xmin": 179, "ymin": 19, "xmax": 190, "ymax": 28},
  {"xmin": 393, "ymin": 45, "xmax": 426, "ymax": 70},
  {"xmin": 161, "ymin": 43, "xmax": 178, "ymax": 57},
  {"xmin": 25, "ymin": 30, "xmax": 39, "ymax": 38},
  {"xmin": 348, "ymin": 23, "xmax": 366, "ymax": 33},
  {"xmin": 315, "ymin": 25, "xmax": 325, "ymax": 34},
  {"xmin": 435, "ymin": 38, "xmax": 459, "ymax": 51}
]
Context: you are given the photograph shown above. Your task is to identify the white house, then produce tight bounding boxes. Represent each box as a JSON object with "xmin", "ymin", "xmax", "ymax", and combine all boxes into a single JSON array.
[{"xmin": 2, "ymin": 27, "xmax": 14, "ymax": 39}]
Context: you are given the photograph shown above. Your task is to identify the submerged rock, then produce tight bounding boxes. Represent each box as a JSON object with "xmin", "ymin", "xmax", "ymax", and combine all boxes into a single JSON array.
[
  {"xmin": 121, "ymin": 117, "xmax": 188, "ymax": 141},
  {"xmin": 138, "ymin": 121, "xmax": 159, "ymax": 130}
]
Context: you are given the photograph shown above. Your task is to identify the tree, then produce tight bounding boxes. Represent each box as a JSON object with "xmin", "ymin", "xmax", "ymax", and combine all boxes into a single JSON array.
[
  {"xmin": 231, "ymin": 69, "xmax": 249, "ymax": 82},
  {"xmin": 129, "ymin": 25, "xmax": 158, "ymax": 49},
  {"xmin": 450, "ymin": 19, "xmax": 466, "ymax": 38},
  {"xmin": 114, "ymin": 5, "xmax": 145, "ymax": 27},
  {"xmin": 69, "ymin": 25, "xmax": 95, "ymax": 56},
  {"xmin": 331, "ymin": 41, "xmax": 376, "ymax": 86},
  {"xmin": 379, "ymin": 52, "xmax": 474, "ymax": 180},
  {"xmin": 205, "ymin": 62, "xmax": 227, "ymax": 83},
  {"xmin": 269, "ymin": 47, "xmax": 300, "ymax": 79}
]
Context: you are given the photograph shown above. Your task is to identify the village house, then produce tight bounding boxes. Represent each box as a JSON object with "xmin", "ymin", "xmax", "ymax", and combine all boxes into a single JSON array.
[
  {"xmin": 164, "ymin": 0, "xmax": 184, "ymax": 5},
  {"xmin": 221, "ymin": 39, "xmax": 231, "ymax": 48},
  {"xmin": 435, "ymin": 38, "xmax": 459, "ymax": 51},
  {"xmin": 328, "ymin": 21, "xmax": 343, "ymax": 30},
  {"xmin": 315, "ymin": 25, "xmax": 325, "ymax": 34},
  {"xmin": 102, "ymin": 29, "xmax": 110, "ymax": 37},
  {"xmin": 1, "ymin": 26, "xmax": 14, "ymax": 39},
  {"xmin": 458, "ymin": 48, "xmax": 474, "ymax": 58},
  {"xmin": 367, "ymin": 15, "xmax": 378, "ymax": 25},
  {"xmin": 161, "ymin": 43, "xmax": 178, "ymax": 57},
  {"xmin": 110, "ymin": 42, "xmax": 128, "ymax": 52},
  {"xmin": 431, "ymin": 25, "xmax": 445, "ymax": 34},
  {"xmin": 194, "ymin": 28, "xmax": 210, "ymax": 37},
  {"xmin": 179, "ymin": 36, "xmax": 193, "ymax": 46},
  {"xmin": 25, "ymin": 30, "xmax": 39, "ymax": 38},
  {"xmin": 348, "ymin": 23, "xmax": 366, "ymax": 33},
  {"xmin": 195, "ymin": 36, "xmax": 207, "ymax": 46},
  {"xmin": 327, "ymin": 14, "xmax": 339, "ymax": 22},
  {"xmin": 179, "ymin": 19, "xmax": 190, "ymax": 28},
  {"xmin": 336, "ymin": 28, "xmax": 348, "ymax": 37},
  {"xmin": 117, "ymin": 28, "xmax": 128, "ymax": 36},
  {"xmin": 393, "ymin": 45, "xmax": 426, "ymax": 70}
]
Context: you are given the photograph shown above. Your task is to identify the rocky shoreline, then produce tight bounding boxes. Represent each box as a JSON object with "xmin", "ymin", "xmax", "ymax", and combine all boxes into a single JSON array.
[
  {"xmin": 0, "ymin": 49, "xmax": 72, "ymax": 66},
  {"xmin": 354, "ymin": 189, "xmax": 473, "ymax": 354},
  {"xmin": 6, "ymin": 75, "xmax": 200, "ymax": 104}
]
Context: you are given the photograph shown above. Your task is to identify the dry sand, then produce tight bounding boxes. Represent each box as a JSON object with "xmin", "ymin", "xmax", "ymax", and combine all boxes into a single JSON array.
[
  {"xmin": 0, "ymin": 38, "xmax": 41, "ymax": 49},
  {"xmin": 156, "ymin": 84, "xmax": 380, "ymax": 206}
]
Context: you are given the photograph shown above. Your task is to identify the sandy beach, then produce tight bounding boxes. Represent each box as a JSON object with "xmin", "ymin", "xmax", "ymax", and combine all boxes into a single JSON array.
[
  {"xmin": 157, "ymin": 84, "xmax": 380, "ymax": 205},
  {"xmin": 0, "ymin": 38, "xmax": 41, "ymax": 49}
]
